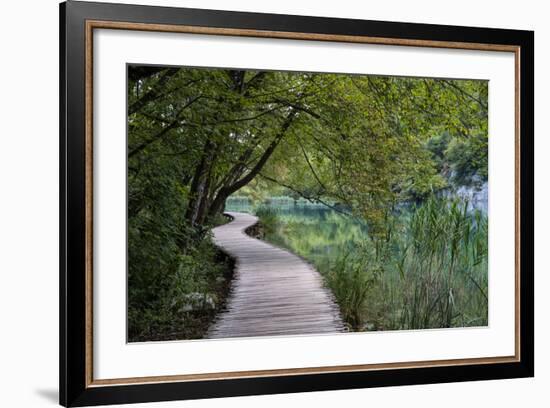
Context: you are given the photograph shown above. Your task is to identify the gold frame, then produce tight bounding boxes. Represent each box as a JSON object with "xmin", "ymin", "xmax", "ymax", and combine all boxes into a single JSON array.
[{"xmin": 84, "ymin": 20, "xmax": 522, "ymax": 388}]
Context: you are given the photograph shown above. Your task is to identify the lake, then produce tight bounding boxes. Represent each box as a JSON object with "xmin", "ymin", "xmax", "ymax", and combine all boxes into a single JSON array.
[{"xmin": 225, "ymin": 196, "xmax": 370, "ymax": 273}]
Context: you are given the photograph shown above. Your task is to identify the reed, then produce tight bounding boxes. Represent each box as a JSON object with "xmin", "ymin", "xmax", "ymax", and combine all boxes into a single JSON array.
[{"xmin": 392, "ymin": 196, "xmax": 488, "ymax": 329}]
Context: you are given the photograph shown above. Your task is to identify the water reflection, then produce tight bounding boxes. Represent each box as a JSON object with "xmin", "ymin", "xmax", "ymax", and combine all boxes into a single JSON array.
[{"xmin": 225, "ymin": 196, "xmax": 368, "ymax": 269}]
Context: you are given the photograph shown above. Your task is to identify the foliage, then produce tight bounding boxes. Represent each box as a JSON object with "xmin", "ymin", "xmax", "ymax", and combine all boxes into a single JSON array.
[
  {"xmin": 127, "ymin": 139, "xmax": 233, "ymax": 341},
  {"xmin": 127, "ymin": 64, "xmax": 489, "ymax": 340},
  {"xmin": 426, "ymin": 132, "xmax": 488, "ymax": 188},
  {"xmin": 445, "ymin": 131, "xmax": 489, "ymax": 186},
  {"xmin": 128, "ymin": 66, "xmax": 488, "ymax": 228}
]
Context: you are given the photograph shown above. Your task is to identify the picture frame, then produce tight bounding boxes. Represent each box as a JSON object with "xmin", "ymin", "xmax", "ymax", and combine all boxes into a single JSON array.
[{"xmin": 59, "ymin": 1, "xmax": 534, "ymax": 406}]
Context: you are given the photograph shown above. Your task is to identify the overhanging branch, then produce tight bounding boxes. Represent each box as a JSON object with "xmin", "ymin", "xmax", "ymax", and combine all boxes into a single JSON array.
[{"xmin": 257, "ymin": 172, "xmax": 352, "ymax": 217}]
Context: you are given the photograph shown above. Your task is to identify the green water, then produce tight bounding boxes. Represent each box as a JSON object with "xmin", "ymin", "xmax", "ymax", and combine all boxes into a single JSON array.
[{"xmin": 225, "ymin": 196, "xmax": 369, "ymax": 272}]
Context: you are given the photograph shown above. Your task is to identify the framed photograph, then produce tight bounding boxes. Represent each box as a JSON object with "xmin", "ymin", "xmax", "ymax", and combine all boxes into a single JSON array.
[{"xmin": 60, "ymin": 1, "xmax": 534, "ymax": 406}]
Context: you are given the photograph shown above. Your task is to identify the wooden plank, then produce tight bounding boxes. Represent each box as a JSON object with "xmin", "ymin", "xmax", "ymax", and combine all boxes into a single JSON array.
[{"xmin": 207, "ymin": 212, "xmax": 344, "ymax": 339}]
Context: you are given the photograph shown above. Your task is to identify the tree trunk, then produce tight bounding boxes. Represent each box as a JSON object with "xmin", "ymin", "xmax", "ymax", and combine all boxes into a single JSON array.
[
  {"xmin": 195, "ymin": 164, "xmax": 214, "ymax": 225},
  {"xmin": 185, "ymin": 140, "xmax": 215, "ymax": 225},
  {"xmin": 207, "ymin": 187, "xmax": 231, "ymax": 220}
]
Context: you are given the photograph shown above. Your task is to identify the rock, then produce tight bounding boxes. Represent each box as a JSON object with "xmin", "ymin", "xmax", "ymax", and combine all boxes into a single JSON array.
[{"xmin": 180, "ymin": 292, "xmax": 216, "ymax": 312}]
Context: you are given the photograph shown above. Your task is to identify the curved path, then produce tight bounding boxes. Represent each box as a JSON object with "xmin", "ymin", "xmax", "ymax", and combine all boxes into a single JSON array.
[{"xmin": 208, "ymin": 211, "xmax": 344, "ymax": 339}]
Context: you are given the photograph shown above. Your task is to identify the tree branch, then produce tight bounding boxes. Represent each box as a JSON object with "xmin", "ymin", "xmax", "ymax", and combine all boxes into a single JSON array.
[
  {"xmin": 257, "ymin": 172, "xmax": 352, "ymax": 217},
  {"xmin": 128, "ymin": 68, "xmax": 179, "ymax": 115},
  {"xmin": 228, "ymin": 111, "xmax": 297, "ymax": 193},
  {"xmin": 296, "ymin": 136, "xmax": 330, "ymax": 193},
  {"xmin": 128, "ymin": 95, "xmax": 202, "ymax": 158},
  {"xmin": 441, "ymin": 80, "xmax": 488, "ymax": 111}
]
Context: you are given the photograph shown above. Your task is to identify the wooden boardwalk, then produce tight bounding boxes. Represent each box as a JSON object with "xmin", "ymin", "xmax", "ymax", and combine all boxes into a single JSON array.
[{"xmin": 208, "ymin": 211, "xmax": 344, "ymax": 339}]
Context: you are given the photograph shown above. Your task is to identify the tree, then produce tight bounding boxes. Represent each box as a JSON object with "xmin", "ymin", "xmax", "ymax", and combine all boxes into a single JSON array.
[
  {"xmin": 127, "ymin": 66, "xmax": 488, "ymax": 230},
  {"xmin": 126, "ymin": 65, "xmax": 488, "ymax": 340}
]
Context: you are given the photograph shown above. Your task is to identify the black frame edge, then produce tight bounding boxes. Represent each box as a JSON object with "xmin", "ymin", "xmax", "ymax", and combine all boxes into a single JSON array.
[
  {"xmin": 59, "ymin": 1, "xmax": 68, "ymax": 406},
  {"xmin": 71, "ymin": 361, "xmax": 533, "ymax": 407},
  {"xmin": 62, "ymin": 1, "xmax": 89, "ymax": 405},
  {"xmin": 60, "ymin": 1, "xmax": 534, "ymax": 406},
  {"xmin": 519, "ymin": 30, "xmax": 535, "ymax": 377}
]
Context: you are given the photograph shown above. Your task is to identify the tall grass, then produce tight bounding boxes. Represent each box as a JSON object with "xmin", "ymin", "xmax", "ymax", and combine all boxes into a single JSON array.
[
  {"xmin": 325, "ymin": 245, "xmax": 383, "ymax": 330},
  {"xmin": 393, "ymin": 197, "xmax": 488, "ymax": 329}
]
